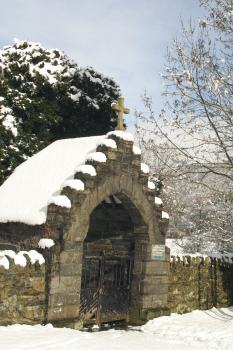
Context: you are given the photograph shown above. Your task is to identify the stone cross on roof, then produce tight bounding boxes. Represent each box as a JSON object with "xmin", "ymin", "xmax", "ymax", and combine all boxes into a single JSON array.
[{"xmin": 111, "ymin": 96, "xmax": 130, "ymax": 131}]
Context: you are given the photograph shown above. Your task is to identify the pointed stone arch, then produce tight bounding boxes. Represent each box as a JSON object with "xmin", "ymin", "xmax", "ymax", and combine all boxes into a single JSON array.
[{"xmin": 66, "ymin": 174, "xmax": 159, "ymax": 243}]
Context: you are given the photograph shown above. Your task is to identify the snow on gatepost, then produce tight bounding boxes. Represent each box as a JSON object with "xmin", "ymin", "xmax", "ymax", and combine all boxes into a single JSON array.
[
  {"xmin": 38, "ymin": 238, "xmax": 55, "ymax": 249},
  {"xmin": 96, "ymin": 138, "xmax": 117, "ymax": 149},
  {"xmin": 0, "ymin": 250, "xmax": 45, "ymax": 269},
  {"xmin": 162, "ymin": 211, "xmax": 169, "ymax": 219},
  {"xmin": 148, "ymin": 181, "xmax": 156, "ymax": 190},
  {"xmin": 155, "ymin": 197, "xmax": 163, "ymax": 205},
  {"xmin": 48, "ymin": 195, "xmax": 71, "ymax": 208},
  {"xmin": 62, "ymin": 179, "xmax": 85, "ymax": 191},
  {"xmin": 107, "ymin": 130, "xmax": 134, "ymax": 142},
  {"xmin": 76, "ymin": 164, "xmax": 97, "ymax": 176},
  {"xmin": 141, "ymin": 163, "xmax": 150, "ymax": 174},
  {"xmin": 85, "ymin": 152, "xmax": 107, "ymax": 163}
]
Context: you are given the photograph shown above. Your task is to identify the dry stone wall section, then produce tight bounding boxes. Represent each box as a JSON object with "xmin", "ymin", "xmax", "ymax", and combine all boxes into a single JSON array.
[
  {"xmin": 168, "ymin": 256, "xmax": 233, "ymax": 314},
  {"xmin": 0, "ymin": 259, "xmax": 46, "ymax": 325}
]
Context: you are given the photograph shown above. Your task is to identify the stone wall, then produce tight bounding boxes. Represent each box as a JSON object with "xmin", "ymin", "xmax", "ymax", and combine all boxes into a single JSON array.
[
  {"xmin": 168, "ymin": 256, "xmax": 233, "ymax": 314},
  {"xmin": 0, "ymin": 222, "xmax": 48, "ymax": 250},
  {"xmin": 0, "ymin": 259, "xmax": 46, "ymax": 325},
  {"xmin": 2, "ymin": 251, "xmax": 233, "ymax": 327}
]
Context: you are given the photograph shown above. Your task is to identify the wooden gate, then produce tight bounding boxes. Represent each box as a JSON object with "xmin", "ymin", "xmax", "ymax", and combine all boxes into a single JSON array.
[{"xmin": 80, "ymin": 254, "xmax": 133, "ymax": 325}]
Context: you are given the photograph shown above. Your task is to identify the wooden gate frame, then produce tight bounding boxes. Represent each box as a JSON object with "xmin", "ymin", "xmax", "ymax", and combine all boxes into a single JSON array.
[{"xmin": 80, "ymin": 253, "xmax": 133, "ymax": 326}]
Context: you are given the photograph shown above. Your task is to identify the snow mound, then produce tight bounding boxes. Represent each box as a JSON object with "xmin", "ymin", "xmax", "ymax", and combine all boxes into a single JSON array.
[
  {"xmin": 85, "ymin": 152, "xmax": 107, "ymax": 163},
  {"xmin": 141, "ymin": 163, "xmax": 150, "ymax": 174},
  {"xmin": 48, "ymin": 195, "xmax": 71, "ymax": 208},
  {"xmin": 0, "ymin": 256, "xmax": 10, "ymax": 269},
  {"xmin": 76, "ymin": 164, "xmax": 97, "ymax": 176},
  {"xmin": 162, "ymin": 211, "xmax": 169, "ymax": 219},
  {"xmin": 23, "ymin": 250, "xmax": 45, "ymax": 265},
  {"xmin": 38, "ymin": 238, "xmax": 55, "ymax": 249},
  {"xmin": 96, "ymin": 138, "xmax": 117, "ymax": 149},
  {"xmin": 62, "ymin": 179, "xmax": 85, "ymax": 191},
  {"xmin": 155, "ymin": 197, "xmax": 163, "ymax": 205},
  {"xmin": 0, "ymin": 249, "xmax": 45, "ymax": 269},
  {"xmin": 148, "ymin": 181, "xmax": 155, "ymax": 190},
  {"xmin": 107, "ymin": 130, "xmax": 134, "ymax": 142},
  {"xmin": 14, "ymin": 253, "xmax": 27, "ymax": 267},
  {"xmin": 133, "ymin": 145, "xmax": 141, "ymax": 155}
]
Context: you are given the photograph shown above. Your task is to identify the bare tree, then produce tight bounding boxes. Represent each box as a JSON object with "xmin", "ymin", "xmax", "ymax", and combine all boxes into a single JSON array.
[{"xmin": 136, "ymin": 0, "xmax": 233, "ymax": 253}]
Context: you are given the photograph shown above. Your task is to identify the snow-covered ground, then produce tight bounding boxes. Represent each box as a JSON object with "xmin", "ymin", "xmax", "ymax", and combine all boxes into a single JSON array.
[{"xmin": 1, "ymin": 307, "xmax": 233, "ymax": 350}]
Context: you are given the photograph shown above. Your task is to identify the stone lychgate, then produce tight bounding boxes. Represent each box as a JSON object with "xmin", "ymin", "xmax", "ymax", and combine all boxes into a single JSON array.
[
  {"xmin": 0, "ymin": 131, "xmax": 170, "ymax": 328},
  {"xmin": 46, "ymin": 132, "xmax": 170, "ymax": 327}
]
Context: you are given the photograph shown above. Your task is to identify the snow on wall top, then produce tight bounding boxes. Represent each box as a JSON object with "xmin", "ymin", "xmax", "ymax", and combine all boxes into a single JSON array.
[
  {"xmin": 0, "ymin": 249, "xmax": 45, "ymax": 269},
  {"xmin": 38, "ymin": 238, "xmax": 55, "ymax": 249},
  {"xmin": 107, "ymin": 130, "xmax": 134, "ymax": 142},
  {"xmin": 0, "ymin": 135, "xmax": 105, "ymax": 225}
]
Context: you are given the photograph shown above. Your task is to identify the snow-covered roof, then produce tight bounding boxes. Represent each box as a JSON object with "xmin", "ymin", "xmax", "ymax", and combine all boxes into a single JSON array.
[
  {"xmin": 0, "ymin": 131, "xmax": 146, "ymax": 226},
  {"xmin": 0, "ymin": 134, "xmax": 106, "ymax": 225}
]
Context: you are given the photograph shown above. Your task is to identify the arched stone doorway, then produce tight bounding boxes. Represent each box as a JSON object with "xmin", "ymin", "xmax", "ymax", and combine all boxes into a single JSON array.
[
  {"xmin": 46, "ymin": 132, "xmax": 170, "ymax": 328},
  {"xmin": 79, "ymin": 193, "xmax": 146, "ymax": 325}
]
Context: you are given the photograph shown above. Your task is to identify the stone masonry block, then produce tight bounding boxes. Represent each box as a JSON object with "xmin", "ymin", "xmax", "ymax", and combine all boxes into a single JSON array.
[
  {"xmin": 49, "ymin": 293, "xmax": 80, "ymax": 308},
  {"xmin": 50, "ymin": 276, "xmax": 80, "ymax": 294},
  {"xmin": 143, "ymin": 260, "xmax": 169, "ymax": 276},
  {"xmin": 140, "ymin": 282, "xmax": 168, "ymax": 295},
  {"xmin": 48, "ymin": 304, "xmax": 80, "ymax": 321}
]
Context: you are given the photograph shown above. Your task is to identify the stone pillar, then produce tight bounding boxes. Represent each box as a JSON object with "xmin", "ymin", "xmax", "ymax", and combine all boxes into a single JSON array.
[
  {"xmin": 139, "ymin": 244, "xmax": 170, "ymax": 320},
  {"xmin": 47, "ymin": 241, "xmax": 83, "ymax": 327},
  {"xmin": 129, "ymin": 233, "xmax": 149, "ymax": 324}
]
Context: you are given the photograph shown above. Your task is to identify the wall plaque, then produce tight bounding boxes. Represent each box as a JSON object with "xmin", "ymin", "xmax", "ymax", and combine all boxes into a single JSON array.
[{"xmin": 151, "ymin": 244, "xmax": 165, "ymax": 260}]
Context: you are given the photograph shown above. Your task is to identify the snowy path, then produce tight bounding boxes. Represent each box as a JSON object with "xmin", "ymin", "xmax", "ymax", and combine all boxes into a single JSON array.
[{"xmin": 1, "ymin": 308, "xmax": 233, "ymax": 350}]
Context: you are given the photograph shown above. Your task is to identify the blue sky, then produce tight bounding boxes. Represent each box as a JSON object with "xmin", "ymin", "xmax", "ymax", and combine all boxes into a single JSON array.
[{"xmin": 0, "ymin": 0, "xmax": 204, "ymax": 131}]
